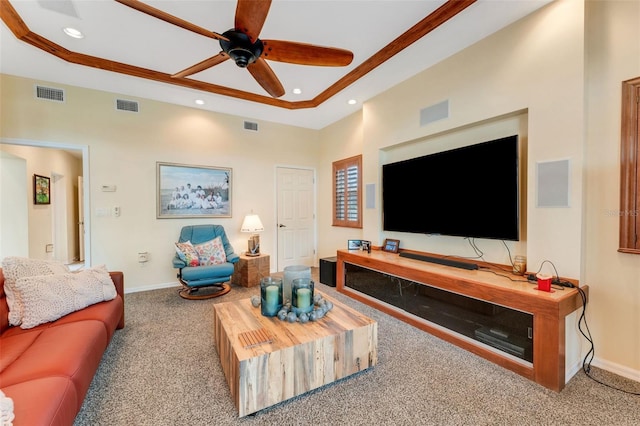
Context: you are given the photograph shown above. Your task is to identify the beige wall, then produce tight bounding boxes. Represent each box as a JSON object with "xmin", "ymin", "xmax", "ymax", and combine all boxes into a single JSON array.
[
  {"xmin": 317, "ymin": 110, "xmax": 365, "ymax": 258},
  {"xmin": 357, "ymin": 0, "xmax": 585, "ymax": 280},
  {"xmin": 1, "ymin": 0, "xmax": 638, "ymax": 382},
  {"xmin": 584, "ymin": 0, "xmax": 640, "ymax": 377},
  {"xmin": 1, "ymin": 76, "xmax": 320, "ymax": 289}
]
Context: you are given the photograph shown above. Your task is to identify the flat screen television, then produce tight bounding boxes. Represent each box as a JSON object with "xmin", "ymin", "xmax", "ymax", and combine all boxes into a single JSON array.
[{"xmin": 382, "ymin": 135, "xmax": 520, "ymax": 241}]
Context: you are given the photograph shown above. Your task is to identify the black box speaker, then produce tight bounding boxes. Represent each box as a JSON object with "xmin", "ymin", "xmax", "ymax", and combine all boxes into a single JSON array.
[{"xmin": 320, "ymin": 256, "xmax": 337, "ymax": 287}]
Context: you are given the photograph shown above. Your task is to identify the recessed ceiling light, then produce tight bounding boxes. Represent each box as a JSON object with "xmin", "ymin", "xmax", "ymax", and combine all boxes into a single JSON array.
[
  {"xmin": 347, "ymin": 99, "xmax": 357, "ymax": 105},
  {"xmin": 63, "ymin": 27, "xmax": 84, "ymax": 39},
  {"xmin": 292, "ymin": 88, "xmax": 302, "ymax": 95},
  {"xmin": 195, "ymin": 99, "xmax": 205, "ymax": 105}
]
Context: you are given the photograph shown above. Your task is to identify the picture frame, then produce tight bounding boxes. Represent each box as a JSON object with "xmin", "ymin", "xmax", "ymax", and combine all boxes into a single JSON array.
[
  {"xmin": 33, "ymin": 174, "xmax": 50, "ymax": 205},
  {"xmin": 348, "ymin": 239, "xmax": 363, "ymax": 250},
  {"xmin": 382, "ymin": 238, "xmax": 400, "ymax": 253},
  {"xmin": 157, "ymin": 162, "xmax": 232, "ymax": 219}
]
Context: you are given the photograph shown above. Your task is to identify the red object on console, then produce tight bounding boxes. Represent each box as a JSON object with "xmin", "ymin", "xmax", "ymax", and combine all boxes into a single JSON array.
[{"xmin": 536, "ymin": 273, "xmax": 552, "ymax": 292}]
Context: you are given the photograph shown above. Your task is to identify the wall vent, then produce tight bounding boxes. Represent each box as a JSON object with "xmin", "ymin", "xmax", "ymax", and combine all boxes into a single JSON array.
[
  {"xmin": 35, "ymin": 85, "xmax": 65, "ymax": 102},
  {"xmin": 244, "ymin": 121, "xmax": 258, "ymax": 131},
  {"xmin": 420, "ymin": 99, "xmax": 449, "ymax": 126},
  {"xmin": 116, "ymin": 99, "xmax": 139, "ymax": 113}
]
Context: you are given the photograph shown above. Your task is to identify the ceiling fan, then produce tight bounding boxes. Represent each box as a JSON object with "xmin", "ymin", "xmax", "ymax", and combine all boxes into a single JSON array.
[{"xmin": 116, "ymin": 0, "xmax": 354, "ymax": 98}]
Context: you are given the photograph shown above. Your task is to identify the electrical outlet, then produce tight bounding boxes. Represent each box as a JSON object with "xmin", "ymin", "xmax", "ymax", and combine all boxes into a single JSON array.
[
  {"xmin": 138, "ymin": 252, "xmax": 149, "ymax": 263},
  {"xmin": 113, "ymin": 206, "xmax": 121, "ymax": 217}
]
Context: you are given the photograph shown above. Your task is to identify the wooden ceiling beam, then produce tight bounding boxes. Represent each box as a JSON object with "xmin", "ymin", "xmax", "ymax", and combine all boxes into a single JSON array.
[{"xmin": 1, "ymin": 0, "xmax": 476, "ymax": 109}]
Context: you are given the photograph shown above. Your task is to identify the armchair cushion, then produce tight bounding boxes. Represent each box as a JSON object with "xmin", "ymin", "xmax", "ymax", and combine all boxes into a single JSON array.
[
  {"xmin": 179, "ymin": 263, "xmax": 235, "ymax": 287},
  {"xmin": 175, "ymin": 241, "xmax": 200, "ymax": 267},
  {"xmin": 193, "ymin": 237, "xmax": 226, "ymax": 266}
]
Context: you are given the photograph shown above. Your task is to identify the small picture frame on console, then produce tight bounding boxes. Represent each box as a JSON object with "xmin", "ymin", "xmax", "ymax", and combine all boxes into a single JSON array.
[
  {"xmin": 382, "ymin": 238, "xmax": 400, "ymax": 253},
  {"xmin": 361, "ymin": 240, "xmax": 371, "ymax": 253},
  {"xmin": 348, "ymin": 239, "xmax": 363, "ymax": 250}
]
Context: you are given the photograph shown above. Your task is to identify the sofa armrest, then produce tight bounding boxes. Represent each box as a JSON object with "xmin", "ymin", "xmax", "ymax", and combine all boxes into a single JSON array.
[
  {"xmin": 227, "ymin": 253, "xmax": 240, "ymax": 264},
  {"xmin": 109, "ymin": 271, "xmax": 125, "ymax": 329}
]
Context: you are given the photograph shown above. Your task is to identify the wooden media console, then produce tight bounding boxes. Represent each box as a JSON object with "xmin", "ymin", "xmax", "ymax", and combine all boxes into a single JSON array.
[{"xmin": 336, "ymin": 249, "xmax": 588, "ymax": 391}]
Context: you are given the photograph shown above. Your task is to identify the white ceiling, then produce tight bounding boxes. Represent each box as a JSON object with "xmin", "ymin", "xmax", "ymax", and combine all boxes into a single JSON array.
[{"xmin": 1, "ymin": 0, "xmax": 552, "ymax": 129}]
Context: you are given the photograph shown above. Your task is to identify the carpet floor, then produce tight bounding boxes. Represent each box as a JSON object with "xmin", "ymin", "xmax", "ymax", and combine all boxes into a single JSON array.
[{"xmin": 74, "ymin": 272, "xmax": 640, "ymax": 425}]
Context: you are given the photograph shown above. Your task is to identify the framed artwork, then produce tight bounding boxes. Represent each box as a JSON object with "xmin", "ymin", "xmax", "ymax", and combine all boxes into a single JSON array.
[
  {"xmin": 33, "ymin": 174, "xmax": 50, "ymax": 205},
  {"xmin": 382, "ymin": 238, "xmax": 400, "ymax": 253},
  {"xmin": 157, "ymin": 162, "xmax": 232, "ymax": 219},
  {"xmin": 348, "ymin": 239, "xmax": 362, "ymax": 250}
]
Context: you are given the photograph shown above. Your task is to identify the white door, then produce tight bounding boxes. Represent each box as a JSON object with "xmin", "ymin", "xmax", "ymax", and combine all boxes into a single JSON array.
[
  {"xmin": 78, "ymin": 176, "xmax": 85, "ymax": 262},
  {"xmin": 276, "ymin": 167, "xmax": 315, "ymax": 271},
  {"xmin": 52, "ymin": 173, "xmax": 68, "ymax": 262}
]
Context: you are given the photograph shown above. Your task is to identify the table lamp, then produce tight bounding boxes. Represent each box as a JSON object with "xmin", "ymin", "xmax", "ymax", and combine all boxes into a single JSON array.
[{"xmin": 241, "ymin": 213, "xmax": 264, "ymax": 256}]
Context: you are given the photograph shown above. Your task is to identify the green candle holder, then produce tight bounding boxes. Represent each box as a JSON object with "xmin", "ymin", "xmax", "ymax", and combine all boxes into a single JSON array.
[
  {"xmin": 260, "ymin": 277, "xmax": 283, "ymax": 317},
  {"xmin": 292, "ymin": 278, "xmax": 314, "ymax": 315}
]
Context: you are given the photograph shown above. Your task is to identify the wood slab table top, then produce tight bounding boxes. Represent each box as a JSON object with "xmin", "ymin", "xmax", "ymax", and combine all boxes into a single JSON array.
[{"xmin": 213, "ymin": 293, "xmax": 378, "ymax": 416}]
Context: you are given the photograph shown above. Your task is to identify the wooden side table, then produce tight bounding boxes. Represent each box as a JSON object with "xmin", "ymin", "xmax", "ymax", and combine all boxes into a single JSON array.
[{"xmin": 232, "ymin": 253, "xmax": 270, "ymax": 287}]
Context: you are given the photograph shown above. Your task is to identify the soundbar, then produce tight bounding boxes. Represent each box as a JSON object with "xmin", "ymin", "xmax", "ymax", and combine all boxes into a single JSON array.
[{"xmin": 398, "ymin": 252, "xmax": 478, "ymax": 270}]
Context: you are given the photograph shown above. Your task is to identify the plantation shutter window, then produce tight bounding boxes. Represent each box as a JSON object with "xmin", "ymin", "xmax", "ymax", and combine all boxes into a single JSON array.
[{"xmin": 333, "ymin": 155, "xmax": 362, "ymax": 228}]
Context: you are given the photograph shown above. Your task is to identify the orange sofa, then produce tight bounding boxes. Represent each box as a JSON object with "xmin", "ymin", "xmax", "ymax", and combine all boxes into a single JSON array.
[{"xmin": 0, "ymin": 268, "xmax": 125, "ymax": 426}]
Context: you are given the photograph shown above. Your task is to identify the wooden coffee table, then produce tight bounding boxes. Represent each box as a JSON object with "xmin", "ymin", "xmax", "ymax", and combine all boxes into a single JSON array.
[{"xmin": 212, "ymin": 293, "xmax": 378, "ymax": 417}]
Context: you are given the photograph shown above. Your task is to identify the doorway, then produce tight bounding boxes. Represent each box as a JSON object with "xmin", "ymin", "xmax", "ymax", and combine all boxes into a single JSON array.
[
  {"xmin": 0, "ymin": 139, "xmax": 90, "ymax": 265},
  {"xmin": 276, "ymin": 166, "xmax": 316, "ymax": 271}
]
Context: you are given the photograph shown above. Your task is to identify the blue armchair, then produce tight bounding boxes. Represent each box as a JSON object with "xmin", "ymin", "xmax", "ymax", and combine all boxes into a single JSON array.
[{"xmin": 173, "ymin": 225, "xmax": 240, "ymax": 299}]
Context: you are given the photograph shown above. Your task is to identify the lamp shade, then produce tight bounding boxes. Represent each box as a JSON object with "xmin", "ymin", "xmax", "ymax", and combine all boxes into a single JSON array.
[{"xmin": 241, "ymin": 214, "xmax": 264, "ymax": 233}]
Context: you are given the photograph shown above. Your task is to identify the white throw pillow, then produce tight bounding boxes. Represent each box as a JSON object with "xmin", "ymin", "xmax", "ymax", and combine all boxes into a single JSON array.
[
  {"xmin": 0, "ymin": 389, "xmax": 14, "ymax": 426},
  {"xmin": 2, "ymin": 256, "xmax": 70, "ymax": 326},
  {"xmin": 14, "ymin": 265, "xmax": 117, "ymax": 329}
]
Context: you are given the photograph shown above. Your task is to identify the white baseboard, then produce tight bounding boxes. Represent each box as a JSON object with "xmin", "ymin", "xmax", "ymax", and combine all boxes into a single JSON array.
[
  {"xmin": 590, "ymin": 357, "xmax": 640, "ymax": 383},
  {"xmin": 566, "ymin": 359, "xmax": 583, "ymax": 383},
  {"xmin": 124, "ymin": 281, "xmax": 180, "ymax": 294}
]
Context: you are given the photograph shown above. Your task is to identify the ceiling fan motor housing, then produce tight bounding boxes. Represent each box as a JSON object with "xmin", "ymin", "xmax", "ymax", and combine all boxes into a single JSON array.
[{"xmin": 220, "ymin": 30, "xmax": 264, "ymax": 68}]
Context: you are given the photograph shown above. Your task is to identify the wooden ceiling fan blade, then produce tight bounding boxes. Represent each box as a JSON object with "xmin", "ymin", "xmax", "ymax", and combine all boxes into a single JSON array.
[
  {"xmin": 261, "ymin": 40, "xmax": 354, "ymax": 66},
  {"xmin": 115, "ymin": 0, "xmax": 228, "ymax": 41},
  {"xmin": 247, "ymin": 57, "xmax": 285, "ymax": 98},
  {"xmin": 235, "ymin": 0, "xmax": 271, "ymax": 42},
  {"xmin": 172, "ymin": 54, "xmax": 229, "ymax": 78}
]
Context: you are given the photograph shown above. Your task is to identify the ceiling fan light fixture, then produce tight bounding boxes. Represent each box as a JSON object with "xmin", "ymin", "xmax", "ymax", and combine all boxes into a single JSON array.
[
  {"xmin": 227, "ymin": 47, "xmax": 256, "ymax": 68},
  {"xmin": 220, "ymin": 30, "xmax": 263, "ymax": 68}
]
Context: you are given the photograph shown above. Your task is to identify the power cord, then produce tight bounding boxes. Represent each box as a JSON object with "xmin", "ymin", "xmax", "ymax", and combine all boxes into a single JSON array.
[
  {"xmin": 535, "ymin": 260, "xmax": 639, "ymax": 395},
  {"xmin": 430, "ymin": 242, "xmax": 638, "ymax": 394},
  {"xmin": 576, "ymin": 285, "xmax": 640, "ymax": 395}
]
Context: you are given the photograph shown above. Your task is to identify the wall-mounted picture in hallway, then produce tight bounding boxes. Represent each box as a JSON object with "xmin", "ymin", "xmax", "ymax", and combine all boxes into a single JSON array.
[
  {"xmin": 157, "ymin": 162, "xmax": 232, "ymax": 219},
  {"xmin": 33, "ymin": 174, "xmax": 50, "ymax": 205}
]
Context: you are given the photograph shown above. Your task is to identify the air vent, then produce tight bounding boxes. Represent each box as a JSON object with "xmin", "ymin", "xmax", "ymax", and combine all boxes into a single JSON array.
[
  {"xmin": 420, "ymin": 99, "xmax": 449, "ymax": 126},
  {"xmin": 116, "ymin": 99, "xmax": 139, "ymax": 113},
  {"xmin": 244, "ymin": 121, "xmax": 258, "ymax": 131},
  {"xmin": 35, "ymin": 85, "xmax": 65, "ymax": 102}
]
